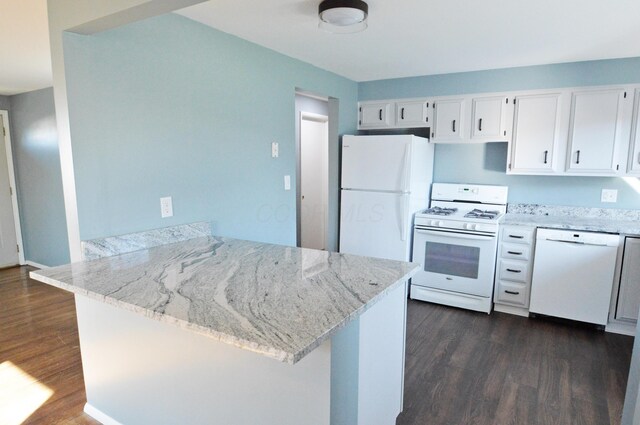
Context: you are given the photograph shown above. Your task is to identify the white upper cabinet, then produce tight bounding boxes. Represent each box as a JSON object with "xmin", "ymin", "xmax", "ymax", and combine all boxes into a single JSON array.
[
  {"xmin": 431, "ymin": 98, "xmax": 465, "ymax": 142},
  {"xmin": 395, "ymin": 100, "xmax": 430, "ymax": 128},
  {"xmin": 359, "ymin": 102, "xmax": 392, "ymax": 129},
  {"xmin": 628, "ymin": 89, "xmax": 640, "ymax": 175},
  {"xmin": 471, "ymin": 96, "xmax": 511, "ymax": 142},
  {"xmin": 565, "ymin": 88, "xmax": 630, "ymax": 174},
  {"xmin": 508, "ymin": 93, "xmax": 563, "ymax": 174}
]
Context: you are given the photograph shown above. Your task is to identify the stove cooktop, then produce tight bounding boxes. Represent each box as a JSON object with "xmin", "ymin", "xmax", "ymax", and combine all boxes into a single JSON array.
[{"xmin": 463, "ymin": 209, "xmax": 501, "ymax": 220}]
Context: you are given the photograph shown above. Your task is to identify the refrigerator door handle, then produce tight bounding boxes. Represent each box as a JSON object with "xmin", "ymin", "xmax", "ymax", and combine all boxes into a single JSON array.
[
  {"xmin": 400, "ymin": 143, "xmax": 412, "ymax": 193},
  {"xmin": 400, "ymin": 194, "xmax": 409, "ymax": 241}
]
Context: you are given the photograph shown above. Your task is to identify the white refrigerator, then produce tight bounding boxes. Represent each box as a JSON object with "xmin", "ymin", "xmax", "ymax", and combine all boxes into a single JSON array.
[{"xmin": 339, "ymin": 135, "xmax": 434, "ymax": 261}]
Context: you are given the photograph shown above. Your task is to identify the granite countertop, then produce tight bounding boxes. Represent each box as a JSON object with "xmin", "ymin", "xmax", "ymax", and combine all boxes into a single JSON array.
[
  {"xmin": 503, "ymin": 214, "xmax": 640, "ymax": 235},
  {"xmin": 503, "ymin": 204, "xmax": 640, "ymax": 235},
  {"xmin": 30, "ymin": 236, "xmax": 418, "ymax": 364}
]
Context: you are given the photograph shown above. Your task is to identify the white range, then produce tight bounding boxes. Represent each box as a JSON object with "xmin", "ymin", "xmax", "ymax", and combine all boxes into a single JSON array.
[{"xmin": 410, "ymin": 183, "xmax": 509, "ymax": 313}]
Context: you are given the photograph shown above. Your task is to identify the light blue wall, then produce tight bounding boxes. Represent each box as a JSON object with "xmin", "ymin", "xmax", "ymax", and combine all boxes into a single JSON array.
[
  {"xmin": 0, "ymin": 95, "xmax": 10, "ymax": 110},
  {"xmin": 63, "ymin": 13, "xmax": 358, "ymax": 245},
  {"xmin": 9, "ymin": 88, "xmax": 70, "ymax": 266},
  {"xmin": 359, "ymin": 58, "xmax": 640, "ymax": 209}
]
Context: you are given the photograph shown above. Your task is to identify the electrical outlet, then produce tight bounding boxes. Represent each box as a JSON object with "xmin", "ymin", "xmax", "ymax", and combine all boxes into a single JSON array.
[
  {"xmin": 271, "ymin": 142, "xmax": 279, "ymax": 158},
  {"xmin": 160, "ymin": 196, "xmax": 173, "ymax": 217},
  {"xmin": 601, "ymin": 189, "xmax": 618, "ymax": 203},
  {"xmin": 284, "ymin": 175, "xmax": 291, "ymax": 190}
]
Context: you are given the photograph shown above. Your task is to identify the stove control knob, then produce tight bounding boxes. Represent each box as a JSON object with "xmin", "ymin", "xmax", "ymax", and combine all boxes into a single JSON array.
[
  {"xmin": 466, "ymin": 223, "xmax": 477, "ymax": 230},
  {"xmin": 437, "ymin": 221, "xmax": 443, "ymax": 227}
]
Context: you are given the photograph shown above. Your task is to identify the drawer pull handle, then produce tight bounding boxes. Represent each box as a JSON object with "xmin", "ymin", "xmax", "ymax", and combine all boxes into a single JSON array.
[
  {"xmin": 452, "ymin": 119, "xmax": 456, "ymax": 132},
  {"xmin": 506, "ymin": 268, "xmax": 522, "ymax": 273},
  {"xmin": 507, "ymin": 251, "xmax": 522, "ymax": 255},
  {"xmin": 509, "ymin": 235, "xmax": 524, "ymax": 239},
  {"xmin": 505, "ymin": 290, "xmax": 520, "ymax": 295},
  {"xmin": 401, "ymin": 107, "xmax": 405, "ymax": 120},
  {"xmin": 379, "ymin": 109, "xmax": 383, "ymax": 121}
]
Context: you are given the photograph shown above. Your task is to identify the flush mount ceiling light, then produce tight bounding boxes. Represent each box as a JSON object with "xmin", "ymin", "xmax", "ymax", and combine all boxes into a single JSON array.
[{"xmin": 318, "ymin": 0, "xmax": 368, "ymax": 34}]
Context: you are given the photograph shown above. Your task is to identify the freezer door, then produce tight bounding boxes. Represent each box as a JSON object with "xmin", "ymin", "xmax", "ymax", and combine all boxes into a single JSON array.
[
  {"xmin": 341, "ymin": 135, "xmax": 412, "ymax": 192},
  {"xmin": 339, "ymin": 190, "xmax": 411, "ymax": 261}
]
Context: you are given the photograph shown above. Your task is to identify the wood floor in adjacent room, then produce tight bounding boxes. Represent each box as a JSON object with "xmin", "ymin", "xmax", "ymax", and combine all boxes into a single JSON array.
[
  {"xmin": 0, "ymin": 266, "xmax": 99, "ymax": 425},
  {"xmin": 0, "ymin": 266, "xmax": 634, "ymax": 425}
]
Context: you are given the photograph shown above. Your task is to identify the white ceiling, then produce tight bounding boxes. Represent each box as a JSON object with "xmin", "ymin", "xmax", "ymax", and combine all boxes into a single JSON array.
[
  {"xmin": 2, "ymin": 0, "xmax": 640, "ymax": 95},
  {"xmin": 0, "ymin": 0, "xmax": 52, "ymax": 95},
  {"xmin": 177, "ymin": 0, "xmax": 640, "ymax": 82}
]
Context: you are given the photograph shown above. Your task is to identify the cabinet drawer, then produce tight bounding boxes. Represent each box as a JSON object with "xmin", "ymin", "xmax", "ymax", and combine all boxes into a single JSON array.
[
  {"xmin": 502, "ymin": 227, "xmax": 534, "ymax": 245},
  {"xmin": 496, "ymin": 281, "xmax": 527, "ymax": 306},
  {"xmin": 501, "ymin": 243, "xmax": 531, "ymax": 261},
  {"xmin": 498, "ymin": 260, "xmax": 529, "ymax": 283}
]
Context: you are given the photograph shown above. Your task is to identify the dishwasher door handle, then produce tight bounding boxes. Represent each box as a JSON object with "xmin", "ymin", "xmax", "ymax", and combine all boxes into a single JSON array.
[{"xmin": 545, "ymin": 239, "xmax": 608, "ymax": 247}]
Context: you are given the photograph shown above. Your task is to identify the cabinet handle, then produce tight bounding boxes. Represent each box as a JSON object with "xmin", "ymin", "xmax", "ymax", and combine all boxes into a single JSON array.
[
  {"xmin": 505, "ymin": 290, "xmax": 520, "ymax": 295},
  {"xmin": 506, "ymin": 268, "xmax": 522, "ymax": 273},
  {"xmin": 507, "ymin": 251, "xmax": 522, "ymax": 255},
  {"xmin": 479, "ymin": 118, "xmax": 483, "ymax": 132},
  {"xmin": 452, "ymin": 120, "xmax": 456, "ymax": 132},
  {"xmin": 637, "ymin": 152, "xmax": 640, "ymax": 165},
  {"xmin": 401, "ymin": 107, "xmax": 405, "ymax": 120},
  {"xmin": 379, "ymin": 109, "xmax": 383, "ymax": 121},
  {"xmin": 544, "ymin": 150, "xmax": 548, "ymax": 164},
  {"xmin": 509, "ymin": 235, "xmax": 524, "ymax": 239},
  {"xmin": 576, "ymin": 150, "xmax": 581, "ymax": 164}
]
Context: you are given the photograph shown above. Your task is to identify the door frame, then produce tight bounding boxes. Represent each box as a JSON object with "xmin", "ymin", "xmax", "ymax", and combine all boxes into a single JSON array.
[
  {"xmin": 298, "ymin": 111, "xmax": 329, "ymax": 250},
  {"xmin": 1, "ymin": 110, "xmax": 25, "ymax": 265}
]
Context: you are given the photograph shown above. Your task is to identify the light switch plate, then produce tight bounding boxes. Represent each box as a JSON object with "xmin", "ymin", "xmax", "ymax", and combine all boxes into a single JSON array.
[
  {"xmin": 160, "ymin": 196, "xmax": 173, "ymax": 217},
  {"xmin": 284, "ymin": 175, "xmax": 291, "ymax": 190},
  {"xmin": 271, "ymin": 142, "xmax": 279, "ymax": 158},
  {"xmin": 601, "ymin": 189, "xmax": 618, "ymax": 203}
]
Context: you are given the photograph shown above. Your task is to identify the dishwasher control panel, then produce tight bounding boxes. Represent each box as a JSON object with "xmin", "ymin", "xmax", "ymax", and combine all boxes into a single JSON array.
[{"xmin": 536, "ymin": 228, "xmax": 620, "ymax": 247}]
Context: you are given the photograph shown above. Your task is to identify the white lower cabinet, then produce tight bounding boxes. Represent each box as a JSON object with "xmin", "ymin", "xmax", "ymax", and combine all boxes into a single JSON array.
[
  {"xmin": 494, "ymin": 225, "xmax": 536, "ymax": 314},
  {"xmin": 615, "ymin": 237, "xmax": 640, "ymax": 323}
]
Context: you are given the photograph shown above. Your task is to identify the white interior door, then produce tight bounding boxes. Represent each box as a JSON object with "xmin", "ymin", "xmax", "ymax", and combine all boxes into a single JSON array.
[
  {"xmin": 300, "ymin": 115, "xmax": 328, "ymax": 250},
  {"xmin": 0, "ymin": 114, "xmax": 19, "ymax": 267}
]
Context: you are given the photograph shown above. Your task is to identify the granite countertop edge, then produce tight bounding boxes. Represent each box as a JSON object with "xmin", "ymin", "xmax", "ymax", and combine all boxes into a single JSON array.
[
  {"xmin": 502, "ymin": 213, "xmax": 640, "ymax": 236},
  {"xmin": 30, "ymin": 258, "xmax": 419, "ymax": 365}
]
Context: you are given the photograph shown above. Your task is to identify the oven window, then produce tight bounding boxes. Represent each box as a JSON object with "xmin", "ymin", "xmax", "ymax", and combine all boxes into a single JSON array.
[{"xmin": 424, "ymin": 242, "xmax": 480, "ymax": 279}]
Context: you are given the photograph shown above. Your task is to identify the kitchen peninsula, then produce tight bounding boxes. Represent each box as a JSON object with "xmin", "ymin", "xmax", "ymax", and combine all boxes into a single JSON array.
[{"xmin": 30, "ymin": 233, "xmax": 418, "ymax": 425}]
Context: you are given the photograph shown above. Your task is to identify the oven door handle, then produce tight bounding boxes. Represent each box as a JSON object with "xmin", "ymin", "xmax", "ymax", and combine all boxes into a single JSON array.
[{"xmin": 415, "ymin": 228, "xmax": 497, "ymax": 241}]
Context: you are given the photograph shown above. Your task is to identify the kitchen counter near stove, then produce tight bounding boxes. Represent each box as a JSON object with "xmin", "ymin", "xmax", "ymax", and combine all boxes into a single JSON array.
[
  {"xmin": 30, "ymin": 229, "xmax": 418, "ymax": 425},
  {"xmin": 503, "ymin": 204, "xmax": 640, "ymax": 236}
]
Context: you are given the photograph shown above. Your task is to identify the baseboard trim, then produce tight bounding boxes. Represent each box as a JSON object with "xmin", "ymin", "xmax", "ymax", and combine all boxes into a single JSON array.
[
  {"xmin": 25, "ymin": 260, "xmax": 48, "ymax": 269},
  {"xmin": 605, "ymin": 321, "xmax": 637, "ymax": 336},
  {"xmin": 493, "ymin": 303, "xmax": 530, "ymax": 317},
  {"xmin": 84, "ymin": 403, "xmax": 124, "ymax": 425}
]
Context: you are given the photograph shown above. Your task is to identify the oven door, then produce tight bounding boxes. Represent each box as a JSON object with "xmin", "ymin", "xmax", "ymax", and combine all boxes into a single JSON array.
[{"xmin": 411, "ymin": 227, "xmax": 498, "ymax": 297}]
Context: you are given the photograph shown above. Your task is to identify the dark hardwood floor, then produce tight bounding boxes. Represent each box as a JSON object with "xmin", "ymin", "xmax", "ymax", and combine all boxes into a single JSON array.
[
  {"xmin": 0, "ymin": 266, "xmax": 634, "ymax": 424},
  {"xmin": 0, "ymin": 266, "xmax": 99, "ymax": 425},
  {"xmin": 398, "ymin": 299, "xmax": 634, "ymax": 425}
]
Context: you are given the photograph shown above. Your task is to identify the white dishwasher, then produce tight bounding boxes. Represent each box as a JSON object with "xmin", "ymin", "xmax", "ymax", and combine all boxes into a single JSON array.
[{"xmin": 529, "ymin": 228, "xmax": 620, "ymax": 326}]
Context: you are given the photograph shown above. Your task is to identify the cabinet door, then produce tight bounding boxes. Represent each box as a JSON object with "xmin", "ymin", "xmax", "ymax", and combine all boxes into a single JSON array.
[
  {"xmin": 431, "ymin": 99, "xmax": 465, "ymax": 142},
  {"xmin": 359, "ymin": 102, "xmax": 392, "ymax": 129},
  {"xmin": 396, "ymin": 100, "xmax": 430, "ymax": 128},
  {"xmin": 616, "ymin": 238, "xmax": 640, "ymax": 323},
  {"xmin": 565, "ymin": 89, "xmax": 627, "ymax": 174},
  {"xmin": 628, "ymin": 89, "xmax": 640, "ymax": 175},
  {"xmin": 471, "ymin": 96, "xmax": 510, "ymax": 141},
  {"xmin": 509, "ymin": 93, "xmax": 562, "ymax": 173}
]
